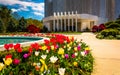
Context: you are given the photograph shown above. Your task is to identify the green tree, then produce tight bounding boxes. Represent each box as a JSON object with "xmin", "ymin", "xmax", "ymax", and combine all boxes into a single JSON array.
[
  {"xmin": 0, "ymin": 19, "xmax": 4, "ymax": 33},
  {"xmin": 26, "ymin": 18, "xmax": 43, "ymax": 29},
  {"xmin": 18, "ymin": 17, "xmax": 27, "ymax": 32},
  {"xmin": 115, "ymin": 20, "xmax": 120, "ymax": 24},
  {"xmin": 0, "ymin": 6, "xmax": 12, "ymax": 33},
  {"xmin": 117, "ymin": 14, "xmax": 120, "ymax": 20},
  {"xmin": 7, "ymin": 19, "xmax": 16, "ymax": 32}
]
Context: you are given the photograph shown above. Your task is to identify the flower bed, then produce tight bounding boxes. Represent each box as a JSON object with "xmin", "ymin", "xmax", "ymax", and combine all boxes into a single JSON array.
[{"xmin": 0, "ymin": 34, "xmax": 94, "ymax": 75}]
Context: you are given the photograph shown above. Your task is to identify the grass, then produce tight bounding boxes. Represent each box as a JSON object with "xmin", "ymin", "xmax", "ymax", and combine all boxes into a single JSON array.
[
  {"xmin": 51, "ymin": 31, "xmax": 82, "ymax": 35},
  {"xmin": 0, "ymin": 32, "xmax": 29, "ymax": 35}
]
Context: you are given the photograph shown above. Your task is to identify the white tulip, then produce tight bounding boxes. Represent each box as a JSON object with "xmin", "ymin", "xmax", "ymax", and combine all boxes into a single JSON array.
[
  {"xmin": 58, "ymin": 68, "xmax": 65, "ymax": 75},
  {"xmin": 68, "ymin": 47, "xmax": 71, "ymax": 51},
  {"xmin": 35, "ymin": 51, "xmax": 40, "ymax": 56},
  {"xmin": 36, "ymin": 63, "xmax": 40, "ymax": 66},
  {"xmin": 0, "ymin": 63, "xmax": 4, "ymax": 67},
  {"xmin": 75, "ymin": 52, "xmax": 78, "ymax": 56},
  {"xmin": 50, "ymin": 56, "xmax": 58, "ymax": 63},
  {"xmin": 81, "ymin": 51, "xmax": 85, "ymax": 56},
  {"xmin": 41, "ymin": 55, "xmax": 47, "ymax": 60},
  {"xmin": 46, "ymin": 50, "xmax": 49, "ymax": 53}
]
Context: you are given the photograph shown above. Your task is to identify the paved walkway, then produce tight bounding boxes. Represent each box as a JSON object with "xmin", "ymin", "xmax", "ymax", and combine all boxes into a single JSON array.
[{"xmin": 68, "ymin": 33, "xmax": 120, "ymax": 75}]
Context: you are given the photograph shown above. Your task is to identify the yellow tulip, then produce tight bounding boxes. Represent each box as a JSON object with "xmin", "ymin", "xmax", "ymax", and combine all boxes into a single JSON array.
[
  {"xmin": 3, "ymin": 58, "xmax": 12, "ymax": 66},
  {"xmin": 0, "ymin": 63, "xmax": 4, "ymax": 71},
  {"xmin": 42, "ymin": 45, "xmax": 47, "ymax": 50},
  {"xmin": 40, "ymin": 59, "xmax": 48, "ymax": 72},
  {"xmin": 85, "ymin": 47, "xmax": 90, "ymax": 51},
  {"xmin": 62, "ymin": 55, "xmax": 64, "ymax": 58},
  {"xmin": 70, "ymin": 42, "xmax": 73, "ymax": 45},
  {"xmin": 67, "ymin": 44, "xmax": 70, "ymax": 48},
  {"xmin": 58, "ymin": 48, "xmax": 64, "ymax": 55},
  {"xmin": 74, "ymin": 47, "xmax": 77, "ymax": 51},
  {"xmin": 69, "ymin": 36, "xmax": 73, "ymax": 40},
  {"xmin": 51, "ymin": 45, "xmax": 54, "ymax": 50},
  {"xmin": 73, "ymin": 62, "xmax": 78, "ymax": 67}
]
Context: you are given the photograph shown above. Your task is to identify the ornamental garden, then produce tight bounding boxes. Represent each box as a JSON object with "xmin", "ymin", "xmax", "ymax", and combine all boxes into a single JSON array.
[
  {"xmin": 0, "ymin": 34, "xmax": 94, "ymax": 75},
  {"xmin": 0, "ymin": 4, "xmax": 120, "ymax": 75}
]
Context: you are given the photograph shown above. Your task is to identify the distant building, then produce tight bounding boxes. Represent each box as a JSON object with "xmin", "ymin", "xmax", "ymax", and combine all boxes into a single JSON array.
[{"xmin": 43, "ymin": 0, "xmax": 120, "ymax": 32}]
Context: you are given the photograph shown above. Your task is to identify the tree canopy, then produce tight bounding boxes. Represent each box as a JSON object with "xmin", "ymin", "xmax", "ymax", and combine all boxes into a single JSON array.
[{"xmin": 0, "ymin": 5, "xmax": 43, "ymax": 33}]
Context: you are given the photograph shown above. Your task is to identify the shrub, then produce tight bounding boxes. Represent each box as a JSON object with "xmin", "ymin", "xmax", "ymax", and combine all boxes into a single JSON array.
[
  {"xmin": 107, "ymin": 23, "xmax": 120, "ymax": 30},
  {"xmin": 104, "ymin": 21, "xmax": 113, "ymax": 27},
  {"xmin": 116, "ymin": 35, "xmax": 120, "ymax": 39},
  {"xmin": 98, "ymin": 24, "xmax": 106, "ymax": 31},
  {"xmin": 115, "ymin": 20, "xmax": 120, "ymax": 24},
  {"xmin": 96, "ymin": 33, "xmax": 104, "ymax": 39},
  {"xmin": 27, "ymin": 24, "xmax": 40, "ymax": 33},
  {"xmin": 92, "ymin": 25, "xmax": 98, "ymax": 32},
  {"xmin": 104, "ymin": 35, "xmax": 116, "ymax": 39},
  {"xmin": 100, "ymin": 29, "xmax": 119, "ymax": 37}
]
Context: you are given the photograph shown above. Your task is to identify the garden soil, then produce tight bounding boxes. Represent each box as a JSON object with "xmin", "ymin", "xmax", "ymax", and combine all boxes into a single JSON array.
[{"xmin": 67, "ymin": 33, "xmax": 120, "ymax": 75}]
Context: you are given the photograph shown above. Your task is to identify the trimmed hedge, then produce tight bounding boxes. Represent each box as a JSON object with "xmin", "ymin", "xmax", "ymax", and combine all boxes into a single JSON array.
[{"xmin": 96, "ymin": 29, "xmax": 120, "ymax": 39}]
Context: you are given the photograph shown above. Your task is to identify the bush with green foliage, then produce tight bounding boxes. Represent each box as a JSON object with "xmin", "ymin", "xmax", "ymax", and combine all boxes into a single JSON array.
[
  {"xmin": 96, "ymin": 29, "xmax": 120, "ymax": 39},
  {"xmin": 115, "ymin": 20, "xmax": 120, "ymax": 24},
  {"xmin": 106, "ymin": 23, "xmax": 120, "ymax": 30},
  {"xmin": 116, "ymin": 35, "xmax": 120, "ymax": 39},
  {"xmin": 100, "ymin": 29, "xmax": 119, "ymax": 37},
  {"xmin": 96, "ymin": 33, "xmax": 104, "ymax": 39},
  {"xmin": 104, "ymin": 21, "xmax": 113, "ymax": 27}
]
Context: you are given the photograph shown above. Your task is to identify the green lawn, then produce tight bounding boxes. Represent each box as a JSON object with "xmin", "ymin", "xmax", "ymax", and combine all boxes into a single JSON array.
[{"xmin": 51, "ymin": 31, "xmax": 82, "ymax": 35}]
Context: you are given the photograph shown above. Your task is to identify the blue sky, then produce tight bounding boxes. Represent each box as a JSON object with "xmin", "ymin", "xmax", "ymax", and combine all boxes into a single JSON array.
[{"xmin": 0, "ymin": 0, "xmax": 44, "ymax": 20}]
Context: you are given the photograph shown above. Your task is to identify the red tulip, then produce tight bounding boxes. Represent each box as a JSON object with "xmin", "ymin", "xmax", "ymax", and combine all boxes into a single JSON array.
[
  {"xmin": 47, "ymin": 46, "xmax": 51, "ymax": 51},
  {"xmin": 17, "ymin": 47, "xmax": 22, "ymax": 53},
  {"xmin": 14, "ymin": 43, "xmax": 21, "ymax": 50},
  {"xmin": 4, "ymin": 44, "xmax": 10, "ymax": 50},
  {"xmin": 44, "ymin": 39, "xmax": 50, "ymax": 45},
  {"xmin": 31, "ymin": 43, "xmax": 39, "ymax": 50},
  {"xmin": 29, "ymin": 47, "xmax": 33, "ymax": 53},
  {"xmin": 5, "ymin": 54, "xmax": 12, "ymax": 59},
  {"xmin": 9, "ymin": 43, "xmax": 13, "ymax": 48}
]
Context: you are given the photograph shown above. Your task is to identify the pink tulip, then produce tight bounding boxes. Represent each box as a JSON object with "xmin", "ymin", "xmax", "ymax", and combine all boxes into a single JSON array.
[
  {"xmin": 13, "ymin": 58, "xmax": 20, "ymax": 65},
  {"xmin": 23, "ymin": 53, "xmax": 30, "ymax": 59},
  {"xmin": 65, "ymin": 54, "xmax": 69, "ymax": 59},
  {"xmin": 72, "ymin": 54, "xmax": 76, "ymax": 58},
  {"xmin": 77, "ymin": 45, "xmax": 81, "ymax": 51}
]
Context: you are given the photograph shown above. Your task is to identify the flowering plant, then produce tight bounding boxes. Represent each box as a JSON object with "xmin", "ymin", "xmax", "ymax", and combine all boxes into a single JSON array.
[{"xmin": 0, "ymin": 34, "xmax": 94, "ymax": 75}]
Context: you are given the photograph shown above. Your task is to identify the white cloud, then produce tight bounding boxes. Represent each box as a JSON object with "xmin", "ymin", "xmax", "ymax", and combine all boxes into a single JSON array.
[
  {"xmin": 34, "ymin": 12, "xmax": 44, "ymax": 17},
  {"xmin": 0, "ymin": 0, "xmax": 44, "ymax": 17},
  {"xmin": 11, "ymin": 9, "xmax": 18, "ymax": 13}
]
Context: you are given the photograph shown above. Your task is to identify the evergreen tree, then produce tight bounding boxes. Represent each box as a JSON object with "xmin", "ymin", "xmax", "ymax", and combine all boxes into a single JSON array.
[
  {"xmin": 7, "ymin": 19, "xmax": 16, "ymax": 32},
  {"xmin": 18, "ymin": 17, "xmax": 27, "ymax": 32},
  {"xmin": 117, "ymin": 14, "xmax": 120, "ymax": 20},
  {"xmin": 0, "ymin": 6, "xmax": 12, "ymax": 33},
  {"xmin": 0, "ymin": 19, "xmax": 4, "ymax": 33}
]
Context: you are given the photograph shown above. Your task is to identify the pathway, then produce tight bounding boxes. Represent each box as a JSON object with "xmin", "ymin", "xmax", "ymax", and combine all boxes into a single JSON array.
[{"xmin": 68, "ymin": 33, "xmax": 120, "ymax": 75}]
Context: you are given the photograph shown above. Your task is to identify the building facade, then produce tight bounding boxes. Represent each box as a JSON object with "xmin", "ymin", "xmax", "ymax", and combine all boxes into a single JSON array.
[{"xmin": 43, "ymin": 0, "xmax": 120, "ymax": 32}]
